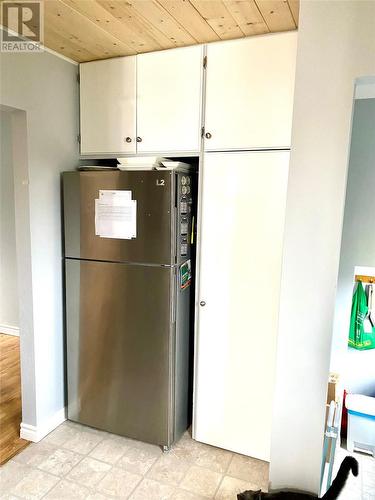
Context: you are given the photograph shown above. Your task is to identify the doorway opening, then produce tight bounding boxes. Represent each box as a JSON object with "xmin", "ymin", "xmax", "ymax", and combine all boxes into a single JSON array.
[
  {"xmin": 320, "ymin": 78, "xmax": 375, "ymax": 498},
  {"xmin": 0, "ymin": 107, "xmax": 31, "ymax": 463}
]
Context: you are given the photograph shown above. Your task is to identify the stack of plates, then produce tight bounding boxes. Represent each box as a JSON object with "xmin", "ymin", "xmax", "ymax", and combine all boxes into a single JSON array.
[
  {"xmin": 159, "ymin": 161, "xmax": 191, "ymax": 170},
  {"xmin": 78, "ymin": 165, "xmax": 118, "ymax": 171},
  {"xmin": 117, "ymin": 157, "xmax": 167, "ymax": 170}
]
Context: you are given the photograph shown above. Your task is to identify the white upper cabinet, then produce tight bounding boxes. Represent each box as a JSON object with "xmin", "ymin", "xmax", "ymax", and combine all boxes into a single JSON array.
[
  {"xmin": 80, "ymin": 57, "xmax": 136, "ymax": 155},
  {"xmin": 204, "ymin": 32, "xmax": 297, "ymax": 151},
  {"xmin": 136, "ymin": 45, "xmax": 203, "ymax": 154}
]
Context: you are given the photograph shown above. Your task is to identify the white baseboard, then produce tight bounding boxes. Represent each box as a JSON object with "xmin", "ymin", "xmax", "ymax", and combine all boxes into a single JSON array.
[
  {"xmin": 0, "ymin": 323, "xmax": 20, "ymax": 336},
  {"xmin": 20, "ymin": 407, "xmax": 67, "ymax": 442}
]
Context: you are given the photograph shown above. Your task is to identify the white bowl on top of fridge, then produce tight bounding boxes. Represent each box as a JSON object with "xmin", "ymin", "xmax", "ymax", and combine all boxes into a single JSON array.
[{"xmin": 117, "ymin": 157, "xmax": 167, "ymax": 170}]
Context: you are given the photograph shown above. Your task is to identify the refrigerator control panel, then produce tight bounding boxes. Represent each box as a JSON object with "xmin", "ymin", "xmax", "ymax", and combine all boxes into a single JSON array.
[
  {"xmin": 178, "ymin": 174, "xmax": 193, "ymax": 258},
  {"xmin": 180, "ymin": 238, "xmax": 188, "ymax": 257},
  {"xmin": 180, "ymin": 217, "xmax": 188, "ymax": 235},
  {"xmin": 180, "ymin": 197, "xmax": 188, "ymax": 215}
]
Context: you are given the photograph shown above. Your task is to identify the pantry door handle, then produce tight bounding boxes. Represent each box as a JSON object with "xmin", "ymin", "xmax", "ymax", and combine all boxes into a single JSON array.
[{"xmin": 136, "ymin": 137, "xmax": 142, "ymax": 143}]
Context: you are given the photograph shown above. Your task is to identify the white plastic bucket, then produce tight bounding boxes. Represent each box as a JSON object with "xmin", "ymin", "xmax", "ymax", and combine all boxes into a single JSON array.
[{"xmin": 346, "ymin": 394, "xmax": 375, "ymax": 456}]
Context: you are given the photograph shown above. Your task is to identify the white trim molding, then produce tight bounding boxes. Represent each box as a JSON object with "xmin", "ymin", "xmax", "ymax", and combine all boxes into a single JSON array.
[
  {"xmin": 0, "ymin": 324, "xmax": 20, "ymax": 336},
  {"xmin": 20, "ymin": 407, "xmax": 66, "ymax": 442}
]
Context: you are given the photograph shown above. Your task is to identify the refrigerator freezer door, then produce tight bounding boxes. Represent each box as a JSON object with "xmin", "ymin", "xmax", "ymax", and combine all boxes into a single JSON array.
[
  {"xmin": 66, "ymin": 259, "xmax": 174, "ymax": 446},
  {"xmin": 63, "ymin": 171, "xmax": 174, "ymax": 265}
]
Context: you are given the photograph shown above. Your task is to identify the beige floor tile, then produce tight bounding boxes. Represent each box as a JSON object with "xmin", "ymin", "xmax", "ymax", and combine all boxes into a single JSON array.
[
  {"xmin": 337, "ymin": 489, "xmax": 362, "ymax": 500},
  {"xmin": 12, "ymin": 442, "xmax": 57, "ymax": 467},
  {"xmin": 147, "ymin": 453, "xmax": 191, "ymax": 486},
  {"xmin": 194, "ymin": 446, "xmax": 233, "ymax": 474},
  {"xmin": 64, "ymin": 420, "xmax": 106, "ymax": 436},
  {"xmin": 172, "ymin": 436, "xmax": 207, "ymax": 463},
  {"xmin": 172, "ymin": 489, "xmax": 208, "ymax": 499},
  {"xmin": 180, "ymin": 465, "xmax": 222, "ymax": 498},
  {"xmin": 227, "ymin": 454, "xmax": 269, "ymax": 486},
  {"xmin": 43, "ymin": 423, "xmax": 78, "ymax": 447},
  {"xmin": 128, "ymin": 439, "xmax": 164, "ymax": 456},
  {"xmin": 38, "ymin": 447, "xmax": 83, "ymax": 476},
  {"xmin": 66, "ymin": 456, "xmax": 111, "ymax": 488},
  {"xmin": 97, "ymin": 466, "xmax": 142, "ymax": 497},
  {"xmin": 43, "ymin": 479, "xmax": 90, "ymax": 499},
  {"xmin": 118, "ymin": 445, "xmax": 160, "ymax": 475},
  {"xmin": 89, "ymin": 436, "xmax": 130, "ymax": 464},
  {"xmin": 362, "ymin": 457, "xmax": 375, "ymax": 474},
  {"xmin": 129, "ymin": 478, "xmax": 175, "ymax": 500},
  {"xmin": 10, "ymin": 468, "xmax": 59, "ymax": 499},
  {"xmin": 86, "ymin": 494, "xmax": 112, "ymax": 500},
  {"xmin": 363, "ymin": 494, "xmax": 375, "ymax": 500},
  {"xmin": 363, "ymin": 470, "xmax": 375, "ymax": 488},
  {"xmin": 62, "ymin": 429, "xmax": 104, "ymax": 455},
  {"xmin": 173, "ymin": 436, "xmax": 232, "ymax": 474},
  {"xmin": 0, "ymin": 461, "xmax": 31, "ymax": 494},
  {"xmin": 214, "ymin": 476, "xmax": 257, "ymax": 500}
]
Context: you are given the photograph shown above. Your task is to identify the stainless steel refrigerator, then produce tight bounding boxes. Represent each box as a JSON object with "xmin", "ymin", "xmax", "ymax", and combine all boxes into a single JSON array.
[{"xmin": 62, "ymin": 167, "xmax": 195, "ymax": 449}]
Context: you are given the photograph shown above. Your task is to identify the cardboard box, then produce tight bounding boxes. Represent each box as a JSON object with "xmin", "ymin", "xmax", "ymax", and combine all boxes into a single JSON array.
[{"xmin": 327, "ymin": 372, "xmax": 340, "ymax": 404}]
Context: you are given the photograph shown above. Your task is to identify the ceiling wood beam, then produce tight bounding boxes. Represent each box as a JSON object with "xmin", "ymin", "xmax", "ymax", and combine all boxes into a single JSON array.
[
  {"xmin": 287, "ymin": 0, "xmax": 300, "ymax": 27},
  {"xmin": 157, "ymin": 0, "xmax": 220, "ymax": 43},
  {"xmin": 190, "ymin": 0, "xmax": 245, "ymax": 40},
  {"xmin": 223, "ymin": 0, "xmax": 269, "ymax": 37},
  {"xmin": 254, "ymin": 0, "xmax": 296, "ymax": 32}
]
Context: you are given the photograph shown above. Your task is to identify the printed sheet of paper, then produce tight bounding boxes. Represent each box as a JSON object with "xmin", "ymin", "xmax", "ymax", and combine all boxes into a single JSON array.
[
  {"xmin": 99, "ymin": 190, "xmax": 131, "ymax": 202},
  {"xmin": 95, "ymin": 190, "xmax": 136, "ymax": 239}
]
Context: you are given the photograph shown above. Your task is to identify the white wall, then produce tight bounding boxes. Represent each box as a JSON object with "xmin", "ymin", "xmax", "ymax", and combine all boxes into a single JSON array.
[
  {"xmin": 330, "ymin": 95, "xmax": 375, "ymax": 397},
  {"xmin": 269, "ymin": 1, "xmax": 375, "ymax": 493},
  {"xmin": 0, "ymin": 111, "xmax": 19, "ymax": 330},
  {"xmin": 0, "ymin": 46, "xmax": 79, "ymax": 434}
]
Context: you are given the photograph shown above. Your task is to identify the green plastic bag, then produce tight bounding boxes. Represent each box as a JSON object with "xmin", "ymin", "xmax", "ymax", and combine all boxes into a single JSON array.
[{"xmin": 348, "ymin": 282, "xmax": 375, "ymax": 350}]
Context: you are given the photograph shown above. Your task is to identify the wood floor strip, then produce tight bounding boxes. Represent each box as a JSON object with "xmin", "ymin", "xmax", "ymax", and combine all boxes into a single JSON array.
[{"xmin": 0, "ymin": 333, "xmax": 29, "ymax": 465}]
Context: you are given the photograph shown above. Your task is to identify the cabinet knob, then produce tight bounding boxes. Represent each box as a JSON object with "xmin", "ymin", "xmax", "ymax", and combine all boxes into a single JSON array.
[
  {"xmin": 136, "ymin": 137, "xmax": 142, "ymax": 143},
  {"xmin": 205, "ymin": 132, "xmax": 212, "ymax": 139},
  {"xmin": 200, "ymin": 301, "xmax": 206, "ymax": 307},
  {"xmin": 125, "ymin": 137, "xmax": 132, "ymax": 143}
]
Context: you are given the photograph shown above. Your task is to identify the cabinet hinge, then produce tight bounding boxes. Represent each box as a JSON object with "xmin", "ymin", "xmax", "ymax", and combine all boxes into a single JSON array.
[
  {"xmin": 201, "ymin": 126, "xmax": 205, "ymax": 138},
  {"xmin": 77, "ymin": 134, "xmax": 81, "ymax": 144},
  {"xmin": 203, "ymin": 55, "xmax": 207, "ymax": 69}
]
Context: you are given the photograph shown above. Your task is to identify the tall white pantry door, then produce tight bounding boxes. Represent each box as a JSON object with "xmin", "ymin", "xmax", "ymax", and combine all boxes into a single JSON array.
[{"xmin": 194, "ymin": 151, "xmax": 289, "ymax": 461}]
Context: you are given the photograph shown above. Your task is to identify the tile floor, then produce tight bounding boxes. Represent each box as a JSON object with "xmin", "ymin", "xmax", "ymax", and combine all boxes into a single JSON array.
[
  {"xmin": 331, "ymin": 442, "xmax": 375, "ymax": 500},
  {"xmin": 0, "ymin": 421, "xmax": 269, "ymax": 499}
]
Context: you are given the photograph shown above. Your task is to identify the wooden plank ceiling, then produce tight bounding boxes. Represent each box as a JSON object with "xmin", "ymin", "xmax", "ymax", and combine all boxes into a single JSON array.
[{"xmin": 4, "ymin": 0, "xmax": 299, "ymax": 62}]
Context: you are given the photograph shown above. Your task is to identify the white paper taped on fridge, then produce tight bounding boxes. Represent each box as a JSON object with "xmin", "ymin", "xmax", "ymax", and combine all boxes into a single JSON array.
[
  {"xmin": 99, "ymin": 189, "xmax": 132, "ymax": 202},
  {"xmin": 95, "ymin": 190, "xmax": 136, "ymax": 239}
]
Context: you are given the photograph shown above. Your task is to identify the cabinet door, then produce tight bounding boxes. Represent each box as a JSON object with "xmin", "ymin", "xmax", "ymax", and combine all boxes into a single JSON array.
[
  {"xmin": 194, "ymin": 151, "xmax": 289, "ymax": 461},
  {"xmin": 204, "ymin": 32, "xmax": 297, "ymax": 151},
  {"xmin": 80, "ymin": 57, "xmax": 136, "ymax": 155},
  {"xmin": 137, "ymin": 46, "xmax": 203, "ymax": 154}
]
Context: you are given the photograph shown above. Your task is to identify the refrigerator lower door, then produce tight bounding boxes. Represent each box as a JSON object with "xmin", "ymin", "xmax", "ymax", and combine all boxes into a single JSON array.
[{"xmin": 66, "ymin": 259, "xmax": 174, "ymax": 446}]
